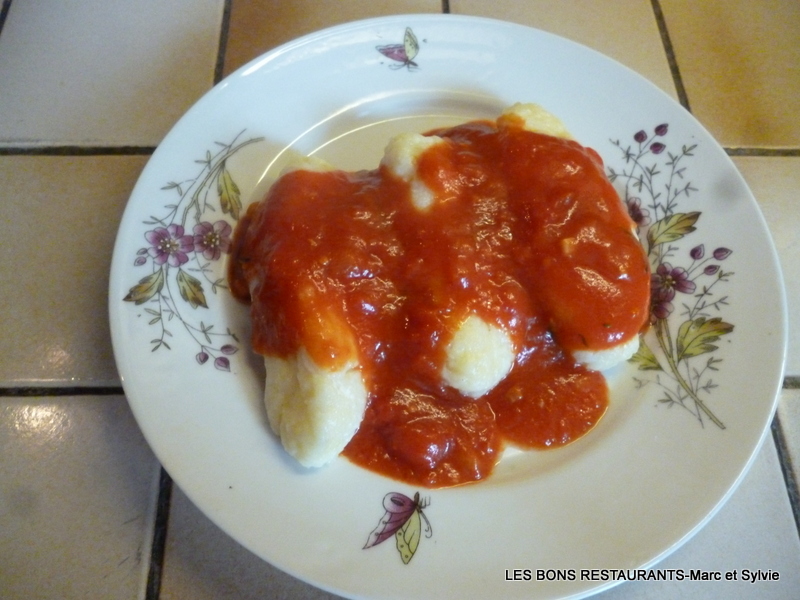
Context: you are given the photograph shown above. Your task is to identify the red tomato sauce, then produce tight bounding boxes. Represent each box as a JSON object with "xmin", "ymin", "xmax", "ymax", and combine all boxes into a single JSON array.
[{"xmin": 229, "ymin": 118, "xmax": 650, "ymax": 488}]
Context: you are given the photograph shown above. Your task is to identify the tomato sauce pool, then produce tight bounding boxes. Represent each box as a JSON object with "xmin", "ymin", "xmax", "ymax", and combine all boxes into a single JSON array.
[{"xmin": 229, "ymin": 117, "xmax": 650, "ymax": 488}]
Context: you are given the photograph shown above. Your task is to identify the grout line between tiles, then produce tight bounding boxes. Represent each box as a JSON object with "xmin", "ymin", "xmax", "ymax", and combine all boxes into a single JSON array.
[
  {"xmin": 0, "ymin": 0, "xmax": 12, "ymax": 37},
  {"xmin": 726, "ymin": 148, "xmax": 800, "ymax": 157},
  {"xmin": 0, "ymin": 146, "xmax": 155, "ymax": 156},
  {"xmin": 771, "ymin": 415, "xmax": 800, "ymax": 543},
  {"xmin": 649, "ymin": 0, "xmax": 691, "ymax": 112},
  {"xmin": 145, "ymin": 467, "xmax": 173, "ymax": 600},
  {"xmin": 785, "ymin": 377, "xmax": 800, "ymax": 390},
  {"xmin": 214, "ymin": 0, "xmax": 232, "ymax": 85},
  {"xmin": 0, "ymin": 386, "xmax": 124, "ymax": 397}
]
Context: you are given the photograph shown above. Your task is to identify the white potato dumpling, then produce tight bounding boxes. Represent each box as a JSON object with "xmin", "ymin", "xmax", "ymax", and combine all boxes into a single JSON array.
[
  {"xmin": 381, "ymin": 132, "xmax": 445, "ymax": 211},
  {"xmin": 558, "ymin": 227, "xmax": 643, "ymax": 372},
  {"xmin": 572, "ymin": 335, "xmax": 640, "ymax": 372},
  {"xmin": 499, "ymin": 102, "xmax": 572, "ymax": 140},
  {"xmin": 263, "ymin": 348, "xmax": 367, "ymax": 468},
  {"xmin": 279, "ymin": 154, "xmax": 336, "ymax": 175},
  {"xmin": 441, "ymin": 315, "xmax": 516, "ymax": 398}
]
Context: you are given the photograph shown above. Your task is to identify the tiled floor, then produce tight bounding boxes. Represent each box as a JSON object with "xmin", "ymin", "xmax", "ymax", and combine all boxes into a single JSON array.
[
  {"xmin": 1, "ymin": 1, "xmax": 799, "ymax": 599},
  {"xmin": 659, "ymin": 0, "xmax": 800, "ymax": 149},
  {"xmin": 0, "ymin": 395, "xmax": 161, "ymax": 599},
  {"xmin": 0, "ymin": 156, "xmax": 148, "ymax": 385},
  {"xmin": 0, "ymin": 0, "xmax": 222, "ymax": 147}
]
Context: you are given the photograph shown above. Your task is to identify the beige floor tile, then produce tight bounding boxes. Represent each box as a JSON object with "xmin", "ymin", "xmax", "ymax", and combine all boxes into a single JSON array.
[
  {"xmin": 160, "ymin": 485, "xmax": 343, "ymax": 600},
  {"xmin": 449, "ymin": 0, "xmax": 677, "ymax": 99},
  {"xmin": 223, "ymin": 0, "xmax": 442, "ymax": 76},
  {"xmin": 0, "ymin": 156, "xmax": 149, "ymax": 386},
  {"xmin": 0, "ymin": 0, "xmax": 222, "ymax": 147},
  {"xmin": 733, "ymin": 157, "xmax": 800, "ymax": 377},
  {"xmin": 661, "ymin": 0, "xmax": 800, "ymax": 149},
  {"xmin": 0, "ymin": 395, "xmax": 160, "ymax": 600}
]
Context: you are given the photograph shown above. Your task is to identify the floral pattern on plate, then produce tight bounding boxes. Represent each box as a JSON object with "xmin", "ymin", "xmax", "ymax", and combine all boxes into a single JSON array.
[
  {"xmin": 608, "ymin": 125, "xmax": 735, "ymax": 429},
  {"xmin": 122, "ymin": 131, "xmax": 263, "ymax": 371}
]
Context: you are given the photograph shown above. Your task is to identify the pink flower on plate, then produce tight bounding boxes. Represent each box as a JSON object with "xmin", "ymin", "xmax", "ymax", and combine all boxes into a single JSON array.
[
  {"xmin": 146, "ymin": 224, "xmax": 194, "ymax": 267},
  {"xmin": 650, "ymin": 262, "xmax": 697, "ymax": 320},
  {"xmin": 193, "ymin": 220, "xmax": 232, "ymax": 261},
  {"xmin": 652, "ymin": 262, "xmax": 696, "ymax": 297},
  {"xmin": 650, "ymin": 286, "xmax": 675, "ymax": 320}
]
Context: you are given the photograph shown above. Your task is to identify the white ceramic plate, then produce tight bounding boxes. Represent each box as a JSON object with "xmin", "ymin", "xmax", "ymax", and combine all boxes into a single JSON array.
[{"xmin": 109, "ymin": 15, "xmax": 787, "ymax": 599}]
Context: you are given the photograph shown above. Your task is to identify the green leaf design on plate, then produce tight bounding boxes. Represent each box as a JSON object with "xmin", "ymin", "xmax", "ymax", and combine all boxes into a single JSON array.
[
  {"xmin": 630, "ymin": 338, "xmax": 662, "ymax": 371},
  {"xmin": 217, "ymin": 161, "xmax": 242, "ymax": 220},
  {"xmin": 647, "ymin": 211, "xmax": 700, "ymax": 250},
  {"xmin": 176, "ymin": 269, "xmax": 208, "ymax": 309},
  {"xmin": 676, "ymin": 317, "xmax": 734, "ymax": 362},
  {"xmin": 123, "ymin": 269, "xmax": 165, "ymax": 305},
  {"xmin": 395, "ymin": 508, "xmax": 422, "ymax": 565}
]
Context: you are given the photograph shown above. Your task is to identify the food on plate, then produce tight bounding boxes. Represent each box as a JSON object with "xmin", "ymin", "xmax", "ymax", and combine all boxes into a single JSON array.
[
  {"xmin": 228, "ymin": 103, "xmax": 651, "ymax": 487},
  {"xmin": 262, "ymin": 348, "xmax": 366, "ymax": 468}
]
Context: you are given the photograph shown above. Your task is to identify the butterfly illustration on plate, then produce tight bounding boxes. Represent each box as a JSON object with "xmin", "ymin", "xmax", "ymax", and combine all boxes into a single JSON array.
[
  {"xmin": 376, "ymin": 27, "xmax": 420, "ymax": 70},
  {"xmin": 364, "ymin": 491, "xmax": 432, "ymax": 564}
]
